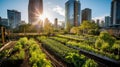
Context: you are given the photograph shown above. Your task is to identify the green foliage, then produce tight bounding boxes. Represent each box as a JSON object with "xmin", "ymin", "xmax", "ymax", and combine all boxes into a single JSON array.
[
  {"xmin": 112, "ymin": 42, "xmax": 120, "ymax": 50},
  {"xmin": 65, "ymin": 53, "xmax": 86, "ymax": 67},
  {"xmin": 79, "ymin": 21, "xmax": 99, "ymax": 34},
  {"xmin": 83, "ymin": 59, "xmax": 98, "ymax": 67},
  {"xmin": 101, "ymin": 42, "xmax": 110, "ymax": 51},
  {"xmin": 13, "ymin": 24, "xmax": 38, "ymax": 33},
  {"xmin": 19, "ymin": 37, "xmax": 28, "ymax": 46},
  {"xmin": 10, "ymin": 38, "xmax": 27, "ymax": 60},
  {"xmin": 28, "ymin": 38, "xmax": 52, "ymax": 67},
  {"xmin": 50, "ymin": 37, "xmax": 68, "ymax": 43},
  {"xmin": 0, "ymin": 50, "xmax": 10, "ymax": 59},
  {"xmin": 70, "ymin": 27, "xmax": 80, "ymax": 35},
  {"xmin": 66, "ymin": 22, "xmax": 72, "ymax": 32},
  {"xmin": 11, "ymin": 48, "xmax": 25, "ymax": 60},
  {"xmin": 95, "ymin": 31, "xmax": 116, "ymax": 51},
  {"xmin": 55, "ymin": 35, "xmax": 120, "ymax": 60},
  {"xmin": 112, "ymin": 42, "xmax": 120, "ymax": 56},
  {"xmin": 38, "ymin": 37, "xmax": 98, "ymax": 67},
  {"xmin": 44, "ymin": 18, "xmax": 54, "ymax": 35},
  {"xmin": 88, "ymin": 29, "xmax": 100, "ymax": 35}
]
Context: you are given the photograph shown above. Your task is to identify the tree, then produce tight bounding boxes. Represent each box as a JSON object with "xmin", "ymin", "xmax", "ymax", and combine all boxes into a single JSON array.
[
  {"xmin": 79, "ymin": 21, "xmax": 99, "ymax": 34},
  {"xmin": 112, "ymin": 42, "xmax": 120, "ymax": 55},
  {"xmin": 70, "ymin": 27, "xmax": 80, "ymax": 35},
  {"xmin": 88, "ymin": 29, "xmax": 100, "ymax": 35},
  {"xmin": 95, "ymin": 31, "xmax": 116, "ymax": 51},
  {"xmin": 43, "ymin": 18, "xmax": 54, "ymax": 35},
  {"xmin": 14, "ymin": 24, "xmax": 37, "ymax": 33},
  {"xmin": 66, "ymin": 22, "xmax": 72, "ymax": 33}
]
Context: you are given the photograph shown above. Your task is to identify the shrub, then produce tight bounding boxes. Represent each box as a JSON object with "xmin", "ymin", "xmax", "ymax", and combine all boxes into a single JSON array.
[{"xmin": 95, "ymin": 31, "xmax": 116, "ymax": 51}]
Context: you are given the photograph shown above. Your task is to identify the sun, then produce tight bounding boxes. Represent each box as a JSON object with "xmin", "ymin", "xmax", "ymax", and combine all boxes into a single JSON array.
[{"xmin": 38, "ymin": 14, "xmax": 45, "ymax": 22}]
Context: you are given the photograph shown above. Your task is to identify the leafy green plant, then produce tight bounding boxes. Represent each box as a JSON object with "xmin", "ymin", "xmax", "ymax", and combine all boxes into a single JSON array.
[{"xmin": 83, "ymin": 59, "xmax": 98, "ymax": 67}]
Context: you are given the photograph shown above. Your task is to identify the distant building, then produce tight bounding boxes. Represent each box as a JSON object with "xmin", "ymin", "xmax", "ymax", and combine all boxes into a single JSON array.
[
  {"xmin": 96, "ymin": 19, "xmax": 100, "ymax": 26},
  {"xmin": 54, "ymin": 18, "xmax": 58, "ymax": 29},
  {"xmin": 100, "ymin": 20, "xmax": 105, "ymax": 28},
  {"xmin": 1, "ymin": 18, "xmax": 9, "ymax": 27},
  {"xmin": 28, "ymin": 0, "xmax": 43, "ymax": 24},
  {"xmin": 105, "ymin": 16, "xmax": 111, "ymax": 27},
  {"xmin": 65, "ymin": 0, "xmax": 81, "ymax": 29},
  {"xmin": 82, "ymin": 8, "xmax": 92, "ymax": 22},
  {"xmin": 111, "ymin": 0, "xmax": 120, "ymax": 27},
  {"xmin": 92, "ymin": 20, "xmax": 95, "ymax": 23},
  {"xmin": 7, "ymin": 10, "xmax": 21, "ymax": 29}
]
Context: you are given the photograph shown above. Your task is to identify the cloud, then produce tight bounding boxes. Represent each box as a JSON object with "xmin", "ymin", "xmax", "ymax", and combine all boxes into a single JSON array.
[{"xmin": 53, "ymin": 5, "xmax": 65, "ymax": 17}]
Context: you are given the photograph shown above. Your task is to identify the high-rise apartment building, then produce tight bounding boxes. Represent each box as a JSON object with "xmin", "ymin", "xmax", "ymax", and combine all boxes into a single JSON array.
[
  {"xmin": 65, "ymin": 0, "xmax": 81, "ymax": 29},
  {"xmin": 105, "ymin": 16, "xmax": 111, "ymax": 27},
  {"xmin": 82, "ymin": 8, "xmax": 92, "ymax": 22},
  {"xmin": 7, "ymin": 10, "xmax": 21, "ymax": 29},
  {"xmin": 111, "ymin": 0, "xmax": 120, "ymax": 27},
  {"xmin": 54, "ymin": 18, "xmax": 58, "ymax": 28},
  {"xmin": 28, "ymin": 0, "xmax": 43, "ymax": 24}
]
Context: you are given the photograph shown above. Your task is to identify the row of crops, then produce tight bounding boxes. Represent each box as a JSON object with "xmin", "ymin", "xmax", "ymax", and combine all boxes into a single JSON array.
[
  {"xmin": 50, "ymin": 33, "xmax": 120, "ymax": 61},
  {"xmin": 37, "ymin": 36, "xmax": 98, "ymax": 67},
  {"xmin": 0, "ymin": 37, "xmax": 52, "ymax": 67}
]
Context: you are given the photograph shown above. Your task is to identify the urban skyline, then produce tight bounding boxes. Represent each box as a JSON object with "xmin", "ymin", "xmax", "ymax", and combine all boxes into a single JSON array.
[
  {"xmin": 0, "ymin": 0, "xmax": 120, "ymax": 67},
  {"xmin": 0, "ymin": 0, "xmax": 111, "ymax": 23}
]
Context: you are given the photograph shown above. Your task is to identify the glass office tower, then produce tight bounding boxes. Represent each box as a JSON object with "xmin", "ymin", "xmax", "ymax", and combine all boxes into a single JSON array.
[
  {"xmin": 65, "ymin": 0, "xmax": 81, "ymax": 29},
  {"xmin": 7, "ymin": 10, "xmax": 21, "ymax": 29},
  {"xmin": 111, "ymin": 0, "xmax": 120, "ymax": 27}
]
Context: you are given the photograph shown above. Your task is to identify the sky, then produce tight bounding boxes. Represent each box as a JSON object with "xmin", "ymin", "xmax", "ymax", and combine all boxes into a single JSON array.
[{"xmin": 0, "ymin": 0, "xmax": 111, "ymax": 23}]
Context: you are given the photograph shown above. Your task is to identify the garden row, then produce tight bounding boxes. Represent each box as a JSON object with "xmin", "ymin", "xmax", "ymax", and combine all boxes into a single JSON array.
[
  {"xmin": 37, "ymin": 36, "xmax": 98, "ymax": 67},
  {"xmin": 51, "ymin": 32, "xmax": 120, "ymax": 61},
  {"xmin": 0, "ymin": 37, "xmax": 52, "ymax": 67}
]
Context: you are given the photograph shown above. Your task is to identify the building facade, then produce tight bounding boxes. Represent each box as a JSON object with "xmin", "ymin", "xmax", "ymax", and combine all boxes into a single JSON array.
[
  {"xmin": 96, "ymin": 19, "xmax": 100, "ymax": 26},
  {"xmin": 111, "ymin": 0, "xmax": 120, "ymax": 27},
  {"xmin": 7, "ymin": 10, "xmax": 21, "ymax": 29},
  {"xmin": 1, "ymin": 18, "xmax": 9, "ymax": 27},
  {"xmin": 105, "ymin": 16, "xmax": 111, "ymax": 27},
  {"xmin": 65, "ymin": 0, "xmax": 81, "ymax": 29},
  {"xmin": 28, "ymin": 0, "xmax": 43, "ymax": 24},
  {"xmin": 54, "ymin": 18, "xmax": 58, "ymax": 29},
  {"xmin": 82, "ymin": 8, "xmax": 92, "ymax": 22}
]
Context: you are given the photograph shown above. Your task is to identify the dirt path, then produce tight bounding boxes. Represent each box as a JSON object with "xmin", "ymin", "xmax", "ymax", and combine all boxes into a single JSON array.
[{"xmin": 20, "ymin": 49, "xmax": 30, "ymax": 67}]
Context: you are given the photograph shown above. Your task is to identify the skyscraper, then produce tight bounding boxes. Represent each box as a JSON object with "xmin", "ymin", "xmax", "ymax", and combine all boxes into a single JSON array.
[
  {"xmin": 65, "ymin": 0, "xmax": 81, "ymax": 29},
  {"xmin": 7, "ymin": 10, "xmax": 21, "ymax": 29},
  {"xmin": 28, "ymin": 0, "xmax": 43, "ymax": 24},
  {"xmin": 111, "ymin": 0, "xmax": 120, "ymax": 27},
  {"xmin": 54, "ymin": 18, "xmax": 58, "ymax": 29},
  {"xmin": 82, "ymin": 8, "xmax": 92, "ymax": 22},
  {"xmin": 105, "ymin": 16, "xmax": 111, "ymax": 27},
  {"xmin": 96, "ymin": 19, "xmax": 100, "ymax": 26}
]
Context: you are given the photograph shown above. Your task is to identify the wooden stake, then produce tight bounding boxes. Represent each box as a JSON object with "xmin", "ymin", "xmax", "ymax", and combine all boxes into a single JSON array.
[{"xmin": 1, "ymin": 27, "xmax": 5, "ymax": 44}]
